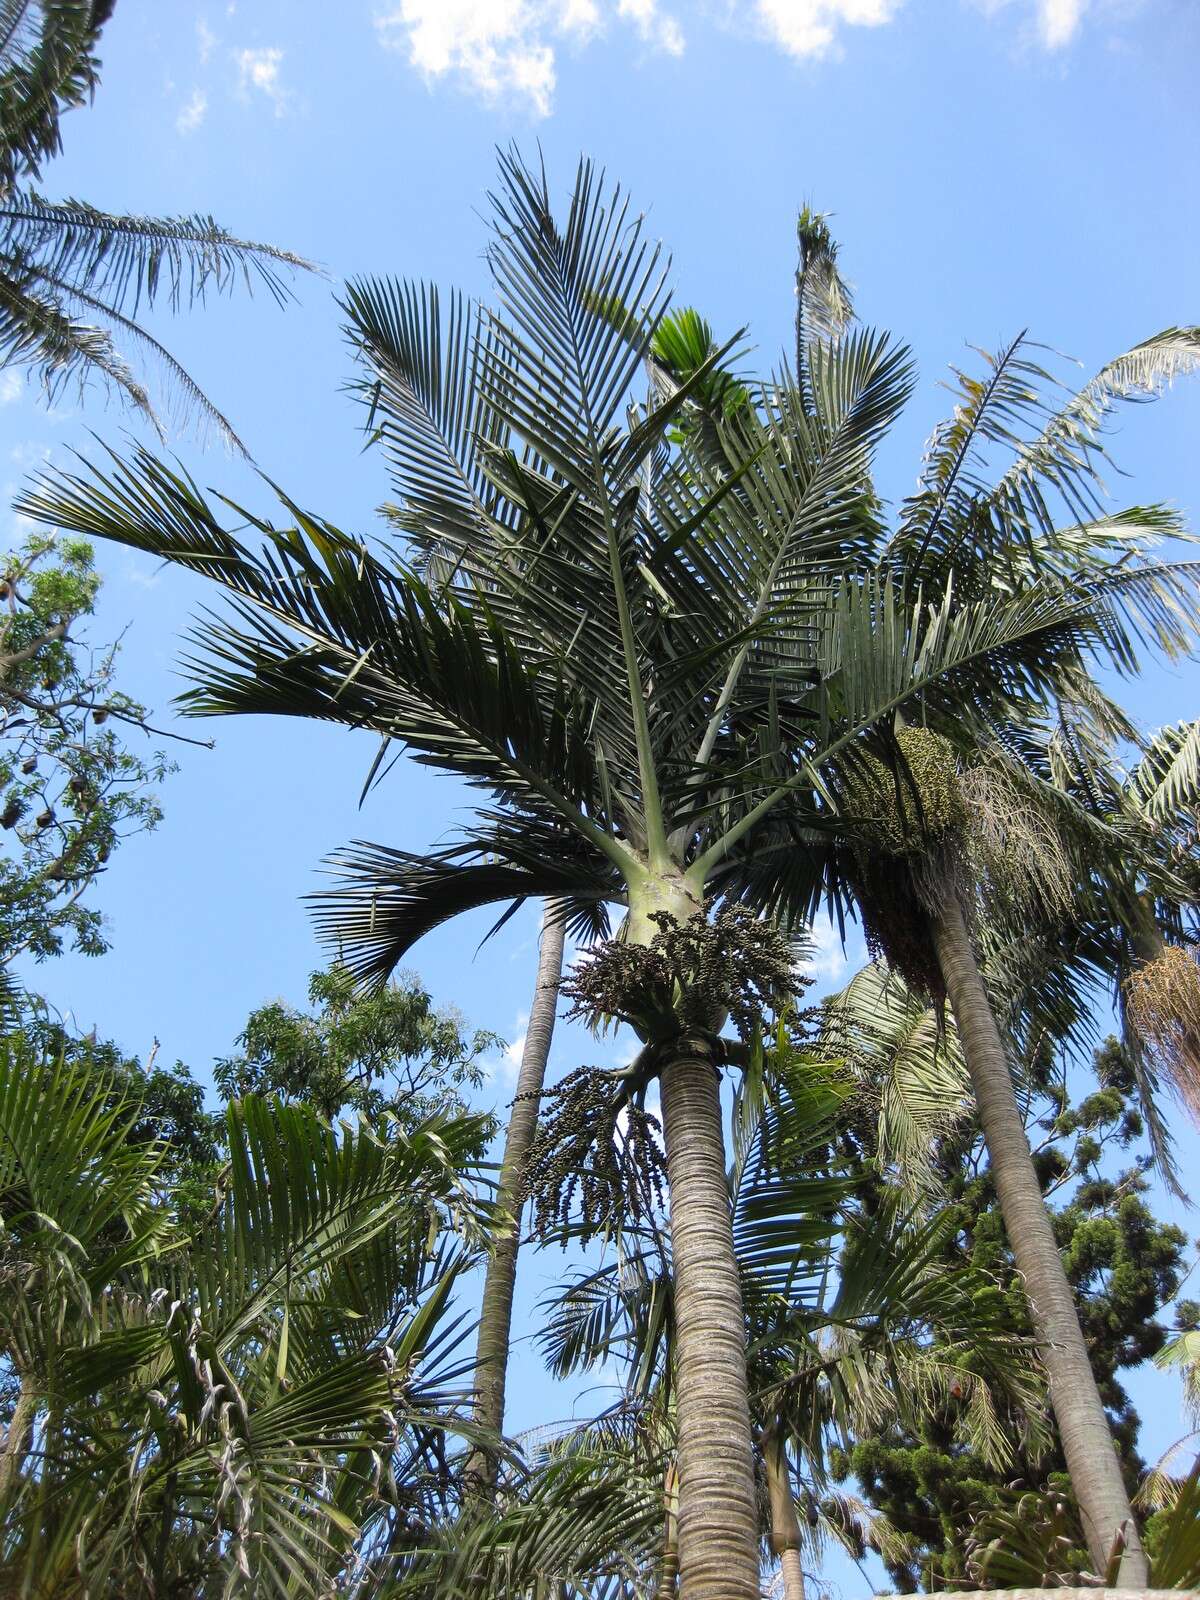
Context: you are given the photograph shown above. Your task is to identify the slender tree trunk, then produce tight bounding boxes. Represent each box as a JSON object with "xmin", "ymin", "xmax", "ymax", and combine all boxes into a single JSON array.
[
  {"xmin": 765, "ymin": 1427, "xmax": 806, "ymax": 1600},
  {"xmin": 467, "ymin": 901, "xmax": 566, "ymax": 1491},
  {"xmin": 659, "ymin": 1030, "xmax": 760, "ymax": 1600},
  {"xmin": 0, "ymin": 1377, "xmax": 32, "ymax": 1503},
  {"xmin": 929, "ymin": 883, "xmax": 1147, "ymax": 1586},
  {"xmin": 766, "ymin": 1447, "xmax": 805, "ymax": 1600},
  {"xmin": 656, "ymin": 1461, "xmax": 679, "ymax": 1596}
]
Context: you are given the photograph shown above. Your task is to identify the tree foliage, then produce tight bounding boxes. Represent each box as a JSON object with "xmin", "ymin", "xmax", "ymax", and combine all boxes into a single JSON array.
[
  {"xmin": 835, "ymin": 1036, "xmax": 1192, "ymax": 1590},
  {"xmin": 0, "ymin": 529, "xmax": 171, "ymax": 1010}
]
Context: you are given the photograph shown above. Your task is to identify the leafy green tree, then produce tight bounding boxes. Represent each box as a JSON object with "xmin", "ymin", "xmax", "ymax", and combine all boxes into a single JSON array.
[
  {"xmin": 0, "ymin": 529, "xmax": 173, "ymax": 1010},
  {"xmin": 835, "ymin": 1036, "xmax": 1190, "ymax": 1590},
  {"xmin": 0, "ymin": 1028, "xmax": 492, "ymax": 1596},
  {"xmin": 213, "ymin": 961, "xmax": 498, "ymax": 1137},
  {"xmin": 0, "ymin": 0, "xmax": 309, "ymax": 451}
]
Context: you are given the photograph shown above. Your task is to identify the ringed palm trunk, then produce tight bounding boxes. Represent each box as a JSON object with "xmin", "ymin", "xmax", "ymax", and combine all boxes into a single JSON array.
[
  {"xmin": 659, "ymin": 1030, "xmax": 760, "ymax": 1598},
  {"xmin": 929, "ymin": 880, "xmax": 1147, "ymax": 1586},
  {"xmin": 764, "ymin": 1427, "xmax": 806, "ymax": 1600},
  {"xmin": 467, "ymin": 901, "xmax": 566, "ymax": 1491}
]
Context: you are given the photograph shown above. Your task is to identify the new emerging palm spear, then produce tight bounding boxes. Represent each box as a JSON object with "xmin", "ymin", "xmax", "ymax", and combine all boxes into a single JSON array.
[{"xmin": 21, "ymin": 153, "xmax": 1200, "ymax": 1596}]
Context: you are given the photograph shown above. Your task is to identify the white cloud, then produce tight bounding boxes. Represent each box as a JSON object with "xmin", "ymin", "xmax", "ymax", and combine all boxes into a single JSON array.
[
  {"xmin": 803, "ymin": 917, "xmax": 867, "ymax": 991},
  {"xmin": 0, "ymin": 372, "xmax": 23, "ymax": 407},
  {"xmin": 236, "ymin": 46, "xmax": 290, "ymax": 115},
  {"xmin": 752, "ymin": 0, "xmax": 899, "ymax": 58},
  {"xmin": 486, "ymin": 1010, "xmax": 529, "ymax": 1086},
  {"xmin": 375, "ymin": 0, "xmax": 683, "ymax": 118},
  {"xmin": 618, "ymin": 0, "xmax": 684, "ymax": 53},
  {"xmin": 972, "ymin": 0, "xmax": 1106, "ymax": 49},
  {"xmin": 176, "ymin": 88, "xmax": 208, "ymax": 134},
  {"xmin": 1036, "ymin": 0, "xmax": 1087, "ymax": 45},
  {"xmin": 197, "ymin": 17, "xmax": 218, "ymax": 63}
]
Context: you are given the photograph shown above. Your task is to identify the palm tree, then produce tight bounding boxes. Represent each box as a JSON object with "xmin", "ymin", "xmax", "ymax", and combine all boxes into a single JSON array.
[
  {"xmin": 19, "ymin": 151, "xmax": 1191, "ymax": 1596},
  {"xmin": 0, "ymin": 1030, "xmax": 493, "ymax": 1595},
  {"xmin": 1, "ymin": 0, "xmax": 311, "ymax": 452},
  {"xmin": 680, "ymin": 248, "xmax": 1200, "ymax": 1579}
]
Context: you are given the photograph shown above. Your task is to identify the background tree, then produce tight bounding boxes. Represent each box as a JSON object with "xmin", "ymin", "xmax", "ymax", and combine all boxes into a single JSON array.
[
  {"xmin": 835, "ymin": 1034, "xmax": 1191, "ymax": 1590},
  {"xmin": 0, "ymin": 528, "xmax": 173, "ymax": 1012},
  {"xmin": 0, "ymin": 0, "xmax": 311, "ymax": 451},
  {"xmin": 212, "ymin": 960, "xmax": 497, "ymax": 1136}
]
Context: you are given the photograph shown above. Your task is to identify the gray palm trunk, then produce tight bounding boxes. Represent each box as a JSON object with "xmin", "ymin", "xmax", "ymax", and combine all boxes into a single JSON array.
[
  {"xmin": 468, "ymin": 902, "xmax": 566, "ymax": 1489},
  {"xmin": 765, "ymin": 1428, "xmax": 806, "ymax": 1600},
  {"xmin": 929, "ymin": 883, "xmax": 1147, "ymax": 1585},
  {"xmin": 659, "ymin": 1030, "xmax": 761, "ymax": 1600}
]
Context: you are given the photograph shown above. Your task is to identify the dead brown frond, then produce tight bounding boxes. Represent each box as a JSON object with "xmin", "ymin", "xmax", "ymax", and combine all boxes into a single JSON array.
[{"xmin": 1124, "ymin": 943, "xmax": 1200, "ymax": 1123}]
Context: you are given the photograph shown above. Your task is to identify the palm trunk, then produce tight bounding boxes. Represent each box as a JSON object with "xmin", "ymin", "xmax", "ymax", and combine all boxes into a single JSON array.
[
  {"xmin": 0, "ymin": 1377, "xmax": 33, "ymax": 1503},
  {"xmin": 656, "ymin": 1461, "xmax": 679, "ymax": 1596},
  {"xmin": 929, "ymin": 882, "xmax": 1147, "ymax": 1586},
  {"xmin": 765, "ymin": 1428, "xmax": 806, "ymax": 1600},
  {"xmin": 467, "ymin": 901, "xmax": 566, "ymax": 1491},
  {"xmin": 659, "ymin": 1029, "xmax": 760, "ymax": 1600}
]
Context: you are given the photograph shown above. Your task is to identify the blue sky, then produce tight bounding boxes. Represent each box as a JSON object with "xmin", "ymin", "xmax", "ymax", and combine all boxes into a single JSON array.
[{"xmin": 3, "ymin": 0, "xmax": 1200, "ymax": 1589}]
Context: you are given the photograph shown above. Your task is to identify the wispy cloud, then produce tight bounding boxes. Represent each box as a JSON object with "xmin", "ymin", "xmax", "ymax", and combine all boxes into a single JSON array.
[
  {"xmin": 803, "ymin": 918, "xmax": 867, "ymax": 992},
  {"xmin": 236, "ymin": 46, "xmax": 290, "ymax": 115},
  {"xmin": 486, "ymin": 1010, "xmax": 529, "ymax": 1086},
  {"xmin": 0, "ymin": 372, "xmax": 23, "ymax": 407},
  {"xmin": 197, "ymin": 16, "xmax": 218, "ymax": 63},
  {"xmin": 973, "ymin": 0, "xmax": 1109, "ymax": 49},
  {"xmin": 751, "ymin": 0, "xmax": 900, "ymax": 60},
  {"xmin": 377, "ymin": 0, "xmax": 1113, "ymax": 117},
  {"xmin": 375, "ymin": 0, "xmax": 684, "ymax": 119},
  {"xmin": 176, "ymin": 88, "xmax": 208, "ymax": 134}
]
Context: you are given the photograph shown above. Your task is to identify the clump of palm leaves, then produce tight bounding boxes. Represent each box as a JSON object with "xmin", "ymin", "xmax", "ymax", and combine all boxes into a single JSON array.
[
  {"xmin": 0, "ymin": 1031, "xmax": 493, "ymax": 1597},
  {"xmin": 0, "ymin": 0, "xmax": 311, "ymax": 450}
]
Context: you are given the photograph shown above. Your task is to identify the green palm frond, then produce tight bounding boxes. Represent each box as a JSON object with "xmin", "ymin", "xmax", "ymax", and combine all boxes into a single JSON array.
[
  {"xmin": 1126, "ymin": 719, "xmax": 1200, "ymax": 829},
  {"xmin": 389, "ymin": 1448, "xmax": 663, "ymax": 1598},
  {"xmin": 0, "ymin": 0, "xmax": 111, "ymax": 187},
  {"xmin": 990, "ymin": 327, "xmax": 1200, "ymax": 535},
  {"xmin": 1, "ymin": 196, "xmax": 312, "ymax": 450},
  {"xmin": 819, "ymin": 960, "xmax": 970, "ymax": 1190},
  {"xmin": 2, "ymin": 194, "xmax": 309, "ymax": 311},
  {"xmin": 0, "ymin": 1033, "xmax": 493, "ymax": 1596},
  {"xmin": 312, "ymin": 828, "xmax": 618, "ymax": 986}
]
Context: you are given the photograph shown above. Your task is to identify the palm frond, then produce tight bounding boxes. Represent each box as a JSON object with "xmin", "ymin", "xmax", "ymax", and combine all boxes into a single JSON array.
[
  {"xmin": 1126, "ymin": 719, "xmax": 1200, "ymax": 828},
  {"xmin": 0, "ymin": 1, "xmax": 111, "ymax": 186}
]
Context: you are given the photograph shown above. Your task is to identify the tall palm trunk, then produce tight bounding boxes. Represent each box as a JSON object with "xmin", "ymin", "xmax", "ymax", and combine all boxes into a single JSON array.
[
  {"xmin": 659, "ymin": 1028, "xmax": 760, "ymax": 1600},
  {"xmin": 929, "ymin": 882, "xmax": 1147, "ymax": 1585},
  {"xmin": 765, "ymin": 1427, "xmax": 806, "ymax": 1600},
  {"xmin": 467, "ymin": 901, "xmax": 566, "ymax": 1490}
]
